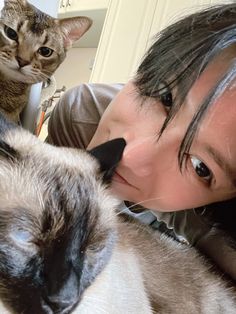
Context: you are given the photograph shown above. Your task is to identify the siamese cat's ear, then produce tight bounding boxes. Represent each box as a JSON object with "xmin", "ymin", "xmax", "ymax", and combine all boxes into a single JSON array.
[
  {"xmin": 0, "ymin": 139, "xmax": 18, "ymax": 160},
  {"xmin": 89, "ymin": 138, "xmax": 126, "ymax": 182},
  {"xmin": 60, "ymin": 16, "xmax": 92, "ymax": 48},
  {"xmin": 0, "ymin": 114, "xmax": 18, "ymax": 160}
]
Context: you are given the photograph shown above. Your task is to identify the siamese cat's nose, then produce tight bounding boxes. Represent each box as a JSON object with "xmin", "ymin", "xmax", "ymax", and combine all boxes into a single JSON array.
[
  {"xmin": 44, "ymin": 297, "xmax": 73, "ymax": 313},
  {"xmin": 43, "ymin": 270, "xmax": 79, "ymax": 313}
]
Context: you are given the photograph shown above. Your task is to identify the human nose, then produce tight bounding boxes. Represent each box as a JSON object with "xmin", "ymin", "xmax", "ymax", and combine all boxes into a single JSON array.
[{"xmin": 121, "ymin": 137, "xmax": 157, "ymax": 177}]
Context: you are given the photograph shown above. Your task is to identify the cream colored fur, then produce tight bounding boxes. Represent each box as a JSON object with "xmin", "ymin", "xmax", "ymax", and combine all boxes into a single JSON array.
[{"xmin": 0, "ymin": 126, "xmax": 235, "ymax": 313}]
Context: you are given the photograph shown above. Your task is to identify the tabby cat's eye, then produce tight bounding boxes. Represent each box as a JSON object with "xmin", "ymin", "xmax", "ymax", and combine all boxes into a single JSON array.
[
  {"xmin": 4, "ymin": 25, "xmax": 18, "ymax": 41},
  {"xmin": 38, "ymin": 46, "xmax": 53, "ymax": 57},
  {"xmin": 158, "ymin": 82, "xmax": 173, "ymax": 107}
]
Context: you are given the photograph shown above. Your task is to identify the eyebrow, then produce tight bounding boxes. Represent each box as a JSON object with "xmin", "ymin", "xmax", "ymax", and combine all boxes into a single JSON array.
[{"xmin": 204, "ymin": 144, "xmax": 236, "ymax": 188}]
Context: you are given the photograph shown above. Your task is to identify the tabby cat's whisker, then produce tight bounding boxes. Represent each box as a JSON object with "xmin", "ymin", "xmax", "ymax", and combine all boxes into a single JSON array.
[{"xmin": 0, "ymin": 0, "xmax": 91, "ymax": 123}]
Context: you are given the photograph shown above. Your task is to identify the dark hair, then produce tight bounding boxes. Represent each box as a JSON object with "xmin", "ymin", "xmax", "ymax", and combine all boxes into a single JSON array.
[
  {"xmin": 135, "ymin": 3, "xmax": 236, "ymax": 166},
  {"xmin": 134, "ymin": 3, "xmax": 236, "ymax": 234}
]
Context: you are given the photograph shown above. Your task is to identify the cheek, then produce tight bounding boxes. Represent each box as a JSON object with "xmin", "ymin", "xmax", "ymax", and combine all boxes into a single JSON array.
[
  {"xmin": 149, "ymin": 163, "xmax": 222, "ymax": 211},
  {"xmin": 0, "ymin": 31, "xmax": 16, "ymax": 49},
  {"xmin": 31, "ymin": 57, "xmax": 40, "ymax": 69},
  {"xmin": 0, "ymin": 46, "xmax": 16, "ymax": 63},
  {"xmin": 122, "ymin": 138, "xmax": 158, "ymax": 173},
  {"xmin": 39, "ymin": 58, "xmax": 57, "ymax": 74},
  {"xmin": 145, "ymin": 178, "xmax": 209, "ymax": 211},
  {"xmin": 34, "ymin": 58, "xmax": 46, "ymax": 72}
]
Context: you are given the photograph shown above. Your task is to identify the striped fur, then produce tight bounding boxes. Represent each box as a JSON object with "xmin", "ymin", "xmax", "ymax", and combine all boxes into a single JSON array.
[{"xmin": 0, "ymin": 0, "xmax": 92, "ymax": 122}]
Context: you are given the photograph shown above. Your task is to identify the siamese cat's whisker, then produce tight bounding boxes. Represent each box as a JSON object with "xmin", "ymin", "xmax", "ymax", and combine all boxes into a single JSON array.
[
  {"xmin": 115, "ymin": 197, "xmax": 165, "ymax": 216},
  {"xmin": 0, "ymin": 117, "xmax": 235, "ymax": 313},
  {"xmin": 127, "ymin": 197, "xmax": 162, "ymax": 209}
]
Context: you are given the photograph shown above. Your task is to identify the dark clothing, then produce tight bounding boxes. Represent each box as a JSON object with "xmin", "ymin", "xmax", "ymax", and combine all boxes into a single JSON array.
[{"xmin": 48, "ymin": 83, "xmax": 236, "ymax": 281}]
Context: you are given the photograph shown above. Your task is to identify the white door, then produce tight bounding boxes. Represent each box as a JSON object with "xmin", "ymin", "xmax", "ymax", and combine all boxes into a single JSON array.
[{"xmin": 90, "ymin": 0, "xmax": 229, "ymax": 84}]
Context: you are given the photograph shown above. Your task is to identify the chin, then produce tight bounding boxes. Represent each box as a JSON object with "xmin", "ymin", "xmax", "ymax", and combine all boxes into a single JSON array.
[
  {"xmin": 0, "ymin": 64, "xmax": 39, "ymax": 84},
  {"xmin": 11, "ymin": 70, "xmax": 38, "ymax": 84}
]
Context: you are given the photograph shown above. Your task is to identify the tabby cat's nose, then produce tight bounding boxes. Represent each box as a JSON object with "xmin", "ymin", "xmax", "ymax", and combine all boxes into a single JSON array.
[{"xmin": 16, "ymin": 56, "xmax": 30, "ymax": 67}]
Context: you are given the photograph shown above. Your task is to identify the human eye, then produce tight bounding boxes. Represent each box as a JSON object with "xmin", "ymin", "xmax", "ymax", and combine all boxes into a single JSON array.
[
  {"xmin": 190, "ymin": 155, "xmax": 213, "ymax": 184},
  {"xmin": 158, "ymin": 82, "xmax": 173, "ymax": 107}
]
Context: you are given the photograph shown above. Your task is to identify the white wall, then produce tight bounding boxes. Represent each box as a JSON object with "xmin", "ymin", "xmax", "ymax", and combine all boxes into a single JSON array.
[
  {"xmin": 28, "ymin": 0, "xmax": 59, "ymax": 17},
  {"xmin": 0, "ymin": 1, "xmax": 59, "ymax": 17},
  {"xmin": 54, "ymin": 48, "xmax": 97, "ymax": 90}
]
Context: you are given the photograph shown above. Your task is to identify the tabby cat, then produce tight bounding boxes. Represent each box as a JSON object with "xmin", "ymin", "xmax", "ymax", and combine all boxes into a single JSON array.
[
  {"xmin": 0, "ymin": 115, "xmax": 235, "ymax": 314},
  {"xmin": 0, "ymin": 0, "xmax": 91, "ymax": 122}
]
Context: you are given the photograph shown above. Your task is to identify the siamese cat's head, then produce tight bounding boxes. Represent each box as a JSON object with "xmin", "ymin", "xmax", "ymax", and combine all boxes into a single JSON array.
[
  {"xmin": 0, "ymin": 115, "xmax": 125, "ymax": 314},
  {"xmin": 0, "ymin": 0, "xmax": 92, "ymax": 83}
]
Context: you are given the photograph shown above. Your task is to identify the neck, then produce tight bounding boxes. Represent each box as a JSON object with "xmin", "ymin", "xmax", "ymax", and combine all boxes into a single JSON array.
[
  {"xmin": 0, "ymin": 71, "xmax": 30, "ymax": 90},
  {"xmin": 0, "ymin": 71, "xmax": 31, "ymax": 122}
]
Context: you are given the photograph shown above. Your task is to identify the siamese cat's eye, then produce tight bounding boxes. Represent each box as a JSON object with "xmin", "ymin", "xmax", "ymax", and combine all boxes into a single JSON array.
[
  {"xmin": 158, "ymin": 82, "xmax": 173, "ymax": 107},
  {"xmin": 190, "ymin": 155, "xmax": 212, "ymax": 182},
  {"xmin": 4, "ymin": 25, "xmax": 18, "ymax": 41},
  {"xmin": 10, "ymin": 229, "xmax": 34, "ymax": 248},
  {"xmin": 38, "ymin": 46, "xmax": 54, "ymax": 57}
]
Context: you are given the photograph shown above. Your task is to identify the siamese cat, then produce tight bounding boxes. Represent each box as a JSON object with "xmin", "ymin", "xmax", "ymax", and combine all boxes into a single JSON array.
[
  {"xmin": 0, "ymin": 115, "xmax": 235, "ymax": 314},
  {"xmin": 0, "ymin": 0, "xmax": 92, "ymax": 122}
]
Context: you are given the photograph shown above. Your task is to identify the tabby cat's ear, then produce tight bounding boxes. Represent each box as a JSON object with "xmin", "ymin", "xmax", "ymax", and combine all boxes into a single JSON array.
[
  {"xmin": 88, "ymin": 138, "xmax": 126, "ymax": 182},
  {"xmin": 4, "ymin": 0, "xmax": 26, "ymax": 6},
  {"xmin": 59, "ymin": 16, "xmax": 92, "ymax": 48}
]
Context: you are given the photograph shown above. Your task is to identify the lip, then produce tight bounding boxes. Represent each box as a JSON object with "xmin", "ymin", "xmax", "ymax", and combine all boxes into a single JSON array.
[{"xmin": 113, "ymin": 171, "xmax": 131, "ymax": 186}]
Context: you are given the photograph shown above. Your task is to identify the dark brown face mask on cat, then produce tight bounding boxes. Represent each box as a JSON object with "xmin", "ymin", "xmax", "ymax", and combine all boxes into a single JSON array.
[
  {"xmin": 0, "ymin": 113, "xmax": 125, "ymax": 314},
  {"xmin": 0, "ymin": 114, "xmax": 235, "ymax": 314}
]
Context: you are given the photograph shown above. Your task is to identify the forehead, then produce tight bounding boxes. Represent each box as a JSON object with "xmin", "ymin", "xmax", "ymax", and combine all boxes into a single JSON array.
[
  {"xmin": 195, "ymin": 82, "xmax": 236, "ymax": 161},
  {"xmin": 168, "ymin": 45, "xmax": 236, "ymax": 181},
  {"xmin": 0, "ymin": 139, "xmax": 98, "ymax": 214},
  {"xmin": 1, "ymin": 2, "xmax": 62, "ymax": 48},
  {"xmin": 176, "ymin": 44, "xmax": 236, "ymax": 128},
  {"xmin": 2, "ymin": 1, "xmax": 54, "ymax": 31},
  {"xmin": 187, "ymin": 45, "xmax": 236, "ymax": 110}
]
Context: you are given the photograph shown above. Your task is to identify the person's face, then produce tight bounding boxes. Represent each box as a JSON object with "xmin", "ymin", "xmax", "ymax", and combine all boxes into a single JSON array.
[{"xmin": 88, "ymin": 48, "xmax": 236, "ymax": 212}]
